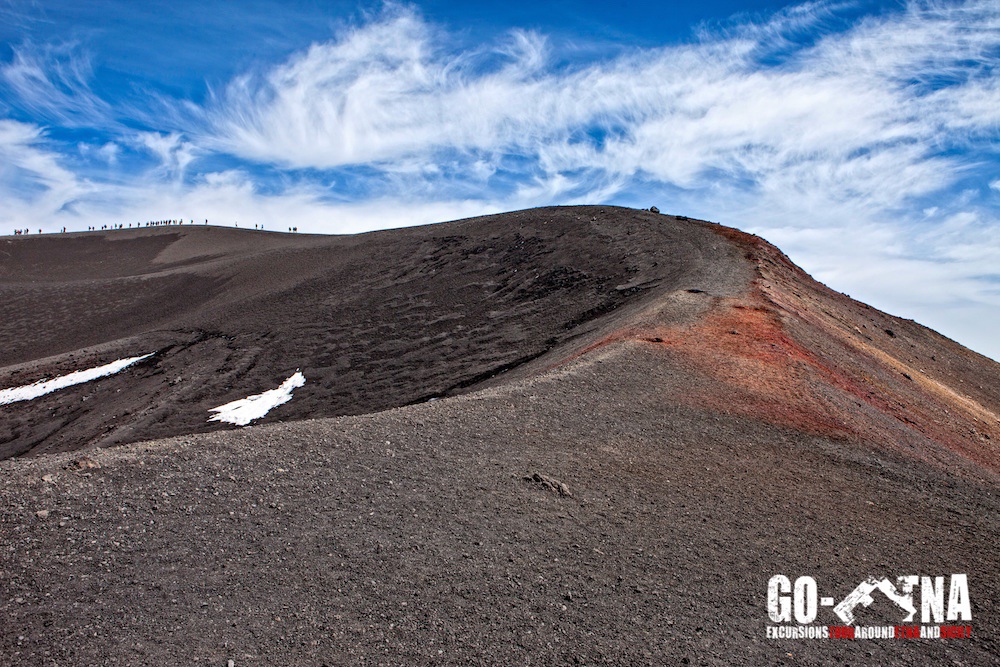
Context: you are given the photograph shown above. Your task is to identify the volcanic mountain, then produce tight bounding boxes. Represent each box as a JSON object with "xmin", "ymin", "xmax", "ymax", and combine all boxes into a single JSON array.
[{"xmin": 1, "ymin": 206, "xmax": 997, "ymax": 665}]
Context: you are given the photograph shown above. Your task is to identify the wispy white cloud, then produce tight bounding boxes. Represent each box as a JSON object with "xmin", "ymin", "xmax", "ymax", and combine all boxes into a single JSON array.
[
  {"xmin": 208, "ymin": 8, "xmax": 561, "ymax": 168},
  {"xmin": 134, "ymin": 131, "xmax": 198, "ymax": 179},
  {"xmin": 1, "ymin": 41, "xmax": 112, "ymax": 126},
  {"xmin": 0, "ymin": 119, "xmax": 92, "ymax": 226},
  {"xmin": 198, "ymin": 2, "xmax": 999, "ymax": 220},
  {"xmin": 76, "ymin": 140, "xmax": 121, "ymax": 167}
]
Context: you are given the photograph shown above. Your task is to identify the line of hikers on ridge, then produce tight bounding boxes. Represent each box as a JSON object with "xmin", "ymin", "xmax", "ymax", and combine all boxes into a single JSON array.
[
  {"xmin": 12, "ymin": 220, "xmax": 302, "ymax": 235},
  {"xmin": 87, "ymin": 219, "xmax": 207, "ymax": 230}
]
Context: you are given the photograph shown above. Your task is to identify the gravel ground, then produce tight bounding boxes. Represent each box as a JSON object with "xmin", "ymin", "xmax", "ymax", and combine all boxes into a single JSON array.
[
  {"xmin": 1, "ymin": 341, "xmax": 997, "ymax": 665},
  {"xmin": 1, "ymin": 206, "xmax": 997, "ymax": 664}
]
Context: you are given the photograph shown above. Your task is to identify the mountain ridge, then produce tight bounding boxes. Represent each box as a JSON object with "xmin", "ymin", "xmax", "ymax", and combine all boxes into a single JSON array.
[{"xmin": 1, "ymin": 205, "xmax": 998, "ymax": 664}]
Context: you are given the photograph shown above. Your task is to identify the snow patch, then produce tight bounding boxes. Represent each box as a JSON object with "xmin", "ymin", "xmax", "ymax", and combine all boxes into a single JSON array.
[
  {"xmin": 208, "ymin": 371, "xmax": 305, "ymax": 426},
  {"xmin": 0, "ymin": 354, "xmax": 154, "ymax": 406}
]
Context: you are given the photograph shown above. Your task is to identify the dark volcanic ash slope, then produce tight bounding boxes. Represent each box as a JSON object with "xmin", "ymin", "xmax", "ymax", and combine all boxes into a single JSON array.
[
  {"xmin": 0, "ymin": 207, "xmax": 746, "ymax": 459},
  {"xmin": 0, "ymin": 206, "xmax": 999, "ymax": 665}
]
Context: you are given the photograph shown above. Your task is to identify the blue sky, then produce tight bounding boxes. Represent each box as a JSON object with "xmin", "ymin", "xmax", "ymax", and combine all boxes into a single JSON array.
[{"xmin": 1, "ymin": 0, "xmax": 999, "ymax": 360}]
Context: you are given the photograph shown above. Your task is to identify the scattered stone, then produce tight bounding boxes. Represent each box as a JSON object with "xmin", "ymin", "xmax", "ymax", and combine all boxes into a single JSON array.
[
  {"xmin": 42, "ymin": 474, "xmax": 56, "ymax": 484},
  {"xmin": 35, "ymin": 510, "xmax": 49, "ymax": 519},
  {"xmin": 70, "ymin": 457, "xmax": 101, "ymax": 470},
  {"xmin": 526, "ymin": 473, "xmax": 572, "ymax": 497},
  {"xmin": 649, "ymin": 206, "xmax": 660, "ymax": 214}
]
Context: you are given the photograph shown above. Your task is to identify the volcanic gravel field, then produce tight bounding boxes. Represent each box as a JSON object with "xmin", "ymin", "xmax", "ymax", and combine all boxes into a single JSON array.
[{"xmin": 1, "ymin": 206, "xmax": 997, "ymax": 665}]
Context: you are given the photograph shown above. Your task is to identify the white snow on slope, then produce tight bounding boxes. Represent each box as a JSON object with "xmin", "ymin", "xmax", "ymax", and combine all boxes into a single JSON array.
[
  {"xmin": 0, "ymin": 353, "xmax": 154, "ymax": 406},
  {"xmin": 208, "ymin": 371, "xmax": 305, "ymax": 426}
]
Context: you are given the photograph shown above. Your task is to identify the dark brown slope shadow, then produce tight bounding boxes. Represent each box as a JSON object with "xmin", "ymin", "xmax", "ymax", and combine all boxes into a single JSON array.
[{"xmin": 1, "ymin": 206, "xmax": 751, "ymax": 458}]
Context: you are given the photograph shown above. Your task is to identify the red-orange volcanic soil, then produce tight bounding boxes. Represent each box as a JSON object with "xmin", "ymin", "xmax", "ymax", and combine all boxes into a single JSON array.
[{"xmin": 561, "ymin": 224, "xmax": 998, "ymax": 479}]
